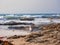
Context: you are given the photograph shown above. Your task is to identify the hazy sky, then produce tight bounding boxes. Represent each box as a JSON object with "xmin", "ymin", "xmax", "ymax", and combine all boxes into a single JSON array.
[{"xmin": 0, "ymin": 0, "xmax": 60, "ymax": 14}]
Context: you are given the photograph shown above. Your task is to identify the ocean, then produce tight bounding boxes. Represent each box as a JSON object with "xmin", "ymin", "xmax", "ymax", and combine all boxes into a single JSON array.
[
  {"xmin": 0, "ymin": 13, "xmax": 60, "ymax": 25},
  {"xmin": 0, "ymin": 13, "xmax": 60, "ymax": 37},
  {"xmin": 0, "ymin": 13, "xmax": 60, "ymax": 18},
  {"xmin": 0, "ymin": 13, "xmax": 60, "ymax": 30}
]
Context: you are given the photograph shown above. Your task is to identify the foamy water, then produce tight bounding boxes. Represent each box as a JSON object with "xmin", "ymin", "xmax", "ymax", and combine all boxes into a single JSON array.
[
  {"xmin": 0, "ymin": 18, "xmax": 60, "ymax": 37},
  {"xmin": 0, "ymin": 30, "xmax": 30, "ymax": 37},
  {"xmin": 0, "ymin": 25, "xmax": 30, "ymax": 37}
]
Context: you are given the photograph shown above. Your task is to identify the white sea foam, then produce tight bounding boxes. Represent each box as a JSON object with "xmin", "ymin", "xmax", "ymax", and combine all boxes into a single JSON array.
[
  {"xmin": 0, "ymin": 18, "xmax": 60, "ymax": 37},
  {"xmin": 0, "ymin": 29, "xmax": 30, "ymax": 37}
]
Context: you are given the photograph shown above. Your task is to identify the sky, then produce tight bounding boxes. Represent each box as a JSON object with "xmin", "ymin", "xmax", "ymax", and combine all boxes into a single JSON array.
[{"xmin": 0, "ymin": 0, "xmax": 60, "ymax": 14}]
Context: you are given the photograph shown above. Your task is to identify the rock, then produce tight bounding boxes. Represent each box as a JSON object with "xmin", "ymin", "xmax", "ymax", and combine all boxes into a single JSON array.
[{"xmin": 6, "ymin": 23, "xmax": 60, "ymax": 45}]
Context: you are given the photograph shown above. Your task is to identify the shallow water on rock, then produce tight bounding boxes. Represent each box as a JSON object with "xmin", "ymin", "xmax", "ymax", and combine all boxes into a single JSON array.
[{"xmin": 0, "ymin": 25, "xmax": 31, "ymax": 37}]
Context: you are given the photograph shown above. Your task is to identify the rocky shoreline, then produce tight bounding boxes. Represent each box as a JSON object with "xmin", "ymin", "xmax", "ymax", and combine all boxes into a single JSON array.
[{"xmin": 0, "ymin": 23, "xmax": 60, "ymax": 45}]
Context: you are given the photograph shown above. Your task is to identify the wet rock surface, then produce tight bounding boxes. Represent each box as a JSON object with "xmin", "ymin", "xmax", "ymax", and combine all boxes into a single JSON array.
[
  {"xmin": 1, "ymin": 23, "xmax": 60, "ymax": 45},
  {"xmin": 0, "ymin": 40, "xmax": 13, "ymax": 45},
  {"xmin": 24, "ymin": 23, "xmax": 60, "ymax": 45}
]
